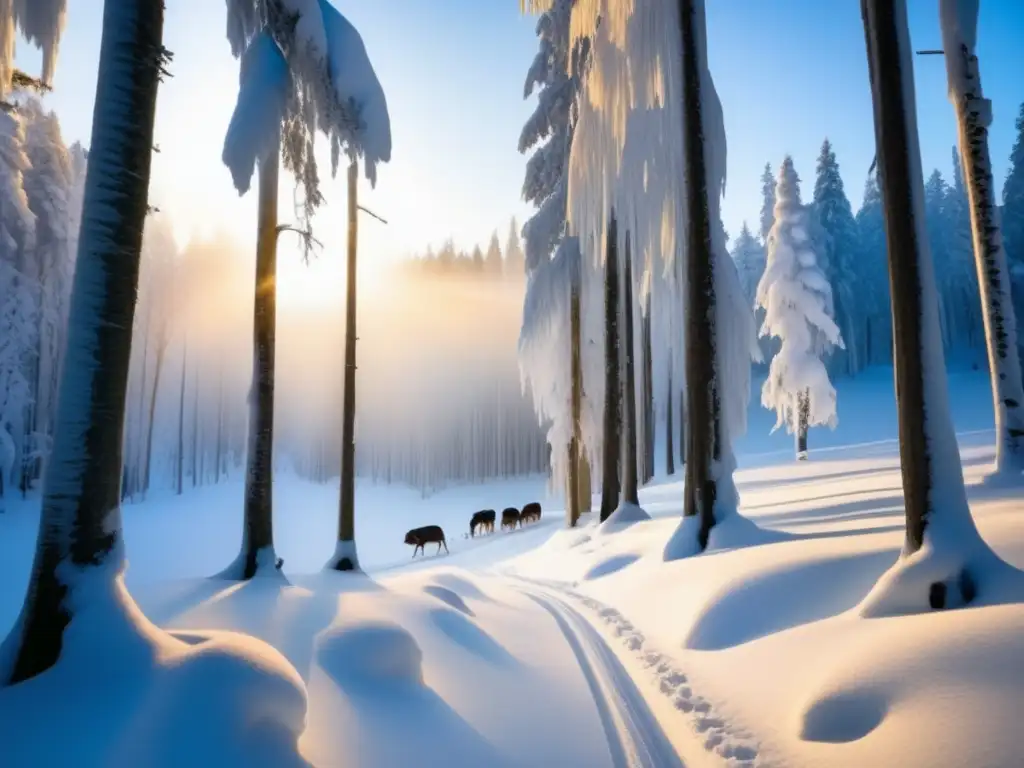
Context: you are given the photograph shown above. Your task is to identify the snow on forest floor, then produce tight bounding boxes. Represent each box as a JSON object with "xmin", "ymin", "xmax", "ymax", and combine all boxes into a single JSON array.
[{"xmin": 2, "ymin": 365, "xmax": 1023, "ymax": 767}]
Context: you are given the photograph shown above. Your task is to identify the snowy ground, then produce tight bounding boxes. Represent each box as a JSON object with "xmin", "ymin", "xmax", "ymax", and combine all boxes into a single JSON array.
[{"xmin": 1, "ymin": 365, "xmax": 1021, "ymax": 767}]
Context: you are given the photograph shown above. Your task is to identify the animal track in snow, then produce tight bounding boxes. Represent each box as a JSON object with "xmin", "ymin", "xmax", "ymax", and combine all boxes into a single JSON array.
[{"xmin": 543, "ymin": 583, "xmax": 762, "ymax": 767}]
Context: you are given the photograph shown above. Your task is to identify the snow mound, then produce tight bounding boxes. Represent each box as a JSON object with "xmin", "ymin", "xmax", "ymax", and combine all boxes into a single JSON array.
[
  {"xmin": 0, "ymin": 577, "xmax": 307, "ymax": 768},
  {"xmin": 214, "ymin": 545, "xmax": 286, "ymax": 581},
  {"xmin": 859, "ymin": 515, "xmax": 1024, "ymax": 618},
  {"xmin": 664, "ymin": 510, "xmax": 786, "ymax": 561},
  {"xmin": 598, "ymin": 501, "xmax": 651, "ymax": 534},
  {"xmin": 423, "ymin": 584, "xmax": 474, "ymax": 616},
  {"xmin": 314, "ymin": 620, "xmax": 423, "ymax": 688}
]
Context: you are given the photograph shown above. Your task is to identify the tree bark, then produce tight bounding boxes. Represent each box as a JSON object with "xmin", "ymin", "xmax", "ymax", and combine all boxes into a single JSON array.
[
  {"xmin": 329, "ymin": 162, "xmax": 360, "ymax": 571},
  {"xmin": 796, "ymin": 389, "xmax": 809, "ymax": 461},
  {"xmin": 568, "ymin": 274, "xmax": 583, "ymax": 527},
  {"xmin": 621, "ymin": 235, "xmax": 640, "ymax": 505},
  {"xmin": 0, "ymin": 0, "xmax": 165, "ymax": 685},
  {"xmin": 643, "ymin": 292, "xmax": 655, "ymax": 483},
  {"xmin": 232, "ymin": 133, "xmax": 280, "ymax": 580},
  {"xmin": 666, "ymin": 365, "xmax": 675, "ymax": 476},
  {"xmin": 861, "ymin": 0, "xmax": 967, "ymax": 559},
  {"xmin": 945, "ymin": 35, "xmax": 1024, "ymax": 474},
  {"xmin": 600, "ymin": 212, "xmax": 621, "ymax": 521},
  {"xmin": 679, "ymin": 0, "xmax": 720, "ymax": 551}
]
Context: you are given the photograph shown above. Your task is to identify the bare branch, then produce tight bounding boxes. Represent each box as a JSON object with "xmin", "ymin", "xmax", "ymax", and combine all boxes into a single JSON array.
[
  {"xmin": 276, "ymin": 223, "xmax": 325, "ymax": 263},
  {"xmin": 357, "ymin": 205, "xmax": 388, "ymax": 225}
]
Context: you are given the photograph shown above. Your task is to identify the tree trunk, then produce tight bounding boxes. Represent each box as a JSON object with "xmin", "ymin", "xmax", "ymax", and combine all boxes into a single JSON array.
[
  {"xmin": 0, "ymin": 0, "xmax": 165, "ymax": 685},
  {"xmin": 579, "ymin": 451, "xmax": 592, "ymax": 513},
  {"xmin": 796, "ymin": 389, "xmax": 809, "ymax": 461},
  {"xmin": 568, "ymin": 275, "xmax": 583, "ymax": 527},
  {"xmin": 621, "ymin": 235, "xmax": 640, "ymax": 505},
  {"xmin": 214, "ymin": 364, "xmax": 224, "ymax": 482},
  {"xmin": 176, "ymin": 342, "xmax": 186, "ymax": 495},
  {"xmin": 944, "ymin": 33, "xmax": 1024, "ymax": 474},
  {"xmin": 679, "ymin": 0, "xmax": 720, "ymax": 551},
  {"xmin": 860, "ymin": 0, "xmax": 974, "ymax": 585},
  {"xmin": 679, "ymin": 388, "xmax": 686, "ymax": 467},
  {"xmin": 666, "ymin": 365, "xmax": 675, "ymax": 476},
  {"xmin": 329, "ymin": 162, "xmax": 360, "ymax": 571},
  {"xmin": 643, "ymin": 292, "xmax": 655, "ymax": 483},
  {"xmin": 143, "ymin": 340, "xmax": 165, "ymax": 496},
  {"xmin": 228, "ymin": 133, "xmax": 280, "ymax": 580},
  {"xmin": 600, "ymin": 212, "xmax": 621, "ymax": 521},
  {"xmin": 131, "ymin": 307, "xmax": 150, "ymax": 499},
  {"xmin": 191, "ymin": 365, "xmax": 199, "ymax": 488}
]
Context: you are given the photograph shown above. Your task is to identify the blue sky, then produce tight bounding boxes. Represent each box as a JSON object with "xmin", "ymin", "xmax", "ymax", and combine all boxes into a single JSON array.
[{"xmin": 13, "ymin": 1, "xmax": 1024, "ymax": 279}]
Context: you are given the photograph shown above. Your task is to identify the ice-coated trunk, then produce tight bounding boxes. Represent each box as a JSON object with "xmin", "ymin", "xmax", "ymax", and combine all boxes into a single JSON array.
[
  {"xmin": 568, "ymin": 277, "xmax": 583, "ymax": 527},
  {"xmin": 0, "ymin": 0, "xmax": 165, "ymax": 685},
  {"xmin": 861, "ymin": 0, "xmax": 975, "ymax": 582},
  {"xmin": 232, "ymin": 134, "xmax": 280, "ymax": 580},
  {"xmin": 666, "ymin": 364, "xmax": 675, "ymax": 476},
  {"xmin": 621, "ymin": 236, "xmax": 640, "ymax": 505},
  {"xmin": 599, "ymin": 212, "xmax": 621, "ymax": 522},
  {"xmin": 329, "ymin": 162, "xmax": 360, "ymax": 571},
  {"xmin": 796, "ymin": 389, "xmax": 809, "ymax": 461},
  {"xmin": 942, "ymin": 16, "xmax": 1024, "ymax": 474},
  {"xmin": 679, "ymin": 0, "xmax": 720, "ymax": 551}
]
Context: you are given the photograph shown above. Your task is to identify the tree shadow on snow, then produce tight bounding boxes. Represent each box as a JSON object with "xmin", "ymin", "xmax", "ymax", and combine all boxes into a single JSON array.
[
  {"xmin": 426, "ymin": 607, "xmax": 519, "ymax": 668},
  {"xmin": 685, "ymin": 548, "xmax": 901, "ymax": 651},
  {"xmin": 146, "ymin": 572, "xmax": 385, "ymax": 683},
  {"xmin": 321, "ymin": 673, "xmax": 514, "ymax": 767}
]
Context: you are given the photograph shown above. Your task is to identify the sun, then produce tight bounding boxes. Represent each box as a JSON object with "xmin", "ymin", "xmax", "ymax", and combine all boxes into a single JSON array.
[{"xmin": 275, "ymin": 247, "xmax": 390, "ymax": 312}]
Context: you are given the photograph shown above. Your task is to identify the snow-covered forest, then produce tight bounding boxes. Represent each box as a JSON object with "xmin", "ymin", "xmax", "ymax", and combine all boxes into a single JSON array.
[
  {"xmin": 5, "ymin": 0, "xmax": 1024, "ymax": 766},
  {"xmin": 0, "ymin": 94, "xmax": 86, "ymax": 507}
]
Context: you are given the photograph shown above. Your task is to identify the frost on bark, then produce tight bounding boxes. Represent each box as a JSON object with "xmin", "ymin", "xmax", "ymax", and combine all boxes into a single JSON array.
[
  {"xmin": 858, "ymin": 0, "xmax": 1011, "ymax": 616},
  {"xmin": 939, "ymin": 0, "xmax": 1024, "ymax": 476}
]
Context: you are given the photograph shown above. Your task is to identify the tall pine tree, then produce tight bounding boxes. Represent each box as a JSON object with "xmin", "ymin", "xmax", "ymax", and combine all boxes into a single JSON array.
[
  {"xmin": 813, "ymin": 139, "xmax": 860, "ymax": 375},
  {"xmin": 855, "ymin": 174, "xmax": 891, "ymax": 366},
  {"xmin": 1003, "ymin": 103, "xmax": 1024, "ymax": 348},
  {"xmin": 759, "ymin": 162, "xmax": 775, "ymax": 242}
]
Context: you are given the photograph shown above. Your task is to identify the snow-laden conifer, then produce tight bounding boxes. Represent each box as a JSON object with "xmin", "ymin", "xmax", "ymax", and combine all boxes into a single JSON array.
[{"xmin": 757, "ymin": 157, "xmax": 843, "ymax": 460}]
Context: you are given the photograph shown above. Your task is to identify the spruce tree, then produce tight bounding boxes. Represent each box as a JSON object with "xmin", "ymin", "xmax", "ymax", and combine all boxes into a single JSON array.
[
  {"xmin": 813, "ymin": 139, "xmax": 860, "ymax": 374},
  {"xmin": 485, "ymin": 230, "xmax": 503, "ymax": 274},
  {"xmin": 856, "ymin": 174, "xmax": 890, "ymax": 366},
  {"xmin": 1003, "ymin": 103, "xmax": 1024, "ymax": 299},
  {"xmin": 924, "ymin": 170, "xmax": 955, "ymax": 349},
  {"xmin": 731, "ymin": 221, "xmax": 763, "ymax": 305},
  {"xmin": 759, "ymin": 162, "xmax": 775, "ymax": 242},
  {"xmin": 947, "ymin": 145, "xmax": 983, "ymax": 347}
]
